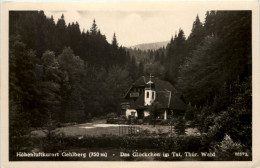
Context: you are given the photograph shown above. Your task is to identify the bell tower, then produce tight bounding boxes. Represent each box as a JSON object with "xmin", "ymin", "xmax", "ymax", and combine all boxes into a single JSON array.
[{"xmin": 144, "ymin": 74, "xmax": 156, "ymax": 106}]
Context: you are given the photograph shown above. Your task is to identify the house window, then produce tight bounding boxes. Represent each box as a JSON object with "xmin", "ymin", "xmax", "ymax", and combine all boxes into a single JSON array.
[
  {"xmin": 131, "ymin": 112, "xmax": 135, "ymax": 116},
  {"xmin": 147, "ymin": 92, "xmax": 149, "ymax": 98},
  {"xmin": 152, "ymin": 92, "xmax": 154, "ymax": 99}
]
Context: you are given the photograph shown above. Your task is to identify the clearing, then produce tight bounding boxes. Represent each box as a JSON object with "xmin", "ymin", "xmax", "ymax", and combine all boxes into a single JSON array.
[{"xmin": 31, "ymin": 119, "xmax": 200, "ymax": 137}]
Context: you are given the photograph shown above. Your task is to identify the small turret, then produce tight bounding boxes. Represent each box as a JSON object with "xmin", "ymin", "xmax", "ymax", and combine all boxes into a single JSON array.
[{"xmin": 144, "ymin": 74, "xmax": 156, "ymax": 106}]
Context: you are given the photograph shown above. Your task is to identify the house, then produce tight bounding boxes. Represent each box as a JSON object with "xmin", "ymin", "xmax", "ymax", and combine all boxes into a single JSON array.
[{"xmin": 121, "ymin": 75, "xmax": 187, "ymax": 120}]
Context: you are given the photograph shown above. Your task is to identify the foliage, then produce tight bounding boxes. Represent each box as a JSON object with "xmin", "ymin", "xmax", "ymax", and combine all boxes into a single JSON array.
[
  {"xmin": 174, "ymin": 116, "xmax": 186, "ymax": 135},
  {"xmin": 9, "ymin": 11, "xmax": 137, "ymax": 153},
  {"xmin": 165, "ymin": 29, "xmax": 187, "ymax": 84},
  {"xmin": 211, "ymin": 134, "xmax": 250, "ymax": 161},
  {"xmin": 177, "ymin": 36, "xmax": 224, "ymax": 105},
  {"xmin": 143, "ymin": 61, "xmax": 165, "ymax": 79},
  {"xmin": 197, "ymin": 78, "xmax": 252, "ymax": 148},
  {"xmin": 106, "ymin": 112, "xmax": 118, "ymax": 119},
  {"xmin": 9, "ymin": 35, "xmax": 38, "ymax": 159},
  {"xmin": 38, "ymin": 50, "xmax": 63, "ymax": 122},
  {"xmin": 184, "ymin": 103, "xmax": 195, "ymax": 121},
  {"xmin": 41, "ymin": 115, "xmax": 65, "ymax": 152}
]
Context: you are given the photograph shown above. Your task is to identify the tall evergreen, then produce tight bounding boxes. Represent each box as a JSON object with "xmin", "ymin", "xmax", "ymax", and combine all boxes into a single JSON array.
[
  {"xmin": 90, "ymin": 19, "xmax": 98, "ymax": 35},
  {"xmin": 55, "ymin": 14, "xmax": 69, "ymax": 53},
  {"xmin": 165, "ymin": 29, "xmax": 187, "ymax": 84},
  {"xmin": 112, "ymin": 33, "xmax": 118, "ymax": 49},
  {"xmin": 186, "ymin": 15, "xmax": 205, "ymax": 57},
  {"xmin": 67, "ymin": 22, "xmax": 81, "ymax": 55}
]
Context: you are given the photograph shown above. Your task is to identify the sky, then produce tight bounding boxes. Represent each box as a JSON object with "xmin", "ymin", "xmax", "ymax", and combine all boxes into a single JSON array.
[{"xmin": 45, "ymin": 9, "xmax": 207, "ymax": 47}]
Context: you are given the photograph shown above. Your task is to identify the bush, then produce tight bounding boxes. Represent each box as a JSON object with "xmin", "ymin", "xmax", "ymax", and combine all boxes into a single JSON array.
[
  {"xmin": 143, "ymin": 116, "xmax": 150, "ymax": 124},
  {"xmin": 106, "ymin": 112, "xmax": 118, "ymax": 119},
  {"xmin": 212, "ymin": 134, "xmax": 251, "ymax": 161},
  {"xmin": 137, "ymin": 119, "xmax": 144, "ymax": 124},
  {"xmin": 159, "ymin": 119, "xmax": 171, "ymax": 125},
  {"xmin": 174, "ymin": 116, "xmax": 185, "ymax": 135},
  {"xmin": 185, "ymin": 103, "xmax": 195, "ymax": 121}
]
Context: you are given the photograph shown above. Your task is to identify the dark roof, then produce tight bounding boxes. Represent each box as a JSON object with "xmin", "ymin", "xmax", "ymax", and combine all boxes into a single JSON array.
[
  {"xmin": 124, "ymin": 76, "xmax": 178, "ymax": 98},
  {"xmin": 156, "ymin": 91, "xmax": 171, "ymax": 109},
  {"xmin": 131, "ymin": 93, "xmax": 145, "ymax": 109},
  {"xmin": 132, "ymin": 91, "xmax": 186, "ymax": 111},
  {"xmin": 169, "ymin": 94, "xmax": 187, "ymax": 110},
  {"xmin": 134, "ymin": 76, "xmax": 178, "ymax": 93},
  {"xmin": 125, "ymin": 76, "xmax": 186, "ymax": 111}
]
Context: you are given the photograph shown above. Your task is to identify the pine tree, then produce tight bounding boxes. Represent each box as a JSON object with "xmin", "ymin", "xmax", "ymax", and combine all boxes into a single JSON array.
[
  {"xmin": 177, "ymin": 36, "xmax": 224, "ymax": 105},
  {"xmin": 112, "ymin": 33, "xmax": 118, "ymax": 49},
  {"xmin": 67, "ymin": 22, "xmax": 81, "ymax": 55},
  {"xmin": 187, "ymin": 15, "xmax": 205, "ymax": 57},
  {"xmin": 55, "ymin": 14, "xmax": 68, "ymax": 53},
  {"xmin": 165, "ymin": 29, "xmax": 187, "ymax": 84},
  {"xmin": 90, "ymin": 19, "xmax": 98, "ymax": 35}
]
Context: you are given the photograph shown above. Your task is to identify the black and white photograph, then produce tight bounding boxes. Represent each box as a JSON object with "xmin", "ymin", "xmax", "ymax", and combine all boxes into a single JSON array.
[{"xmin": 1, "ymin": 1, "xmax": 260, "ymax": 167}]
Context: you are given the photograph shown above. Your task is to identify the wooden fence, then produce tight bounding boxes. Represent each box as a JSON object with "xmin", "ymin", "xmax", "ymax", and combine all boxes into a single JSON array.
[{"xmin": 118, "ymin": 125, "xmax": 142, "ymax": 136}]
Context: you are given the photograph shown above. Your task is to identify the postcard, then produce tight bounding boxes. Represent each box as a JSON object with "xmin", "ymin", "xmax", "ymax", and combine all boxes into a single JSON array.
[{"xmin": 1, "ymin": 1, "xmax": 259, "ymax": 168}]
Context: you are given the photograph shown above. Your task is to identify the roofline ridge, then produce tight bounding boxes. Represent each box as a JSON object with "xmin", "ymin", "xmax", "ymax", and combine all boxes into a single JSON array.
[{"xmin": 123, "ymin": 85, "xmax": 133, "ymax": 98}]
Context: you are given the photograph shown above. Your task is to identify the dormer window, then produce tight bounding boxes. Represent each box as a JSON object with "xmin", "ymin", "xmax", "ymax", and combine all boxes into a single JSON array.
[{"xmin": 147, "ymin": 92, "xmax": 149, "ymax": 98}]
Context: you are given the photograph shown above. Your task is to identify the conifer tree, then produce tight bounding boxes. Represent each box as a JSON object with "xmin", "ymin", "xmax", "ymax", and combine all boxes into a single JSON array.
[
  {"xmin": 90, "ymin": 19, "xmax": 98, "ymax": 35},
  {"xmin": 55, "ymin": 14, "xmax": 68, "ymax": 53},
  {"xmin": 187, "ymin": 15, "xmax": 205, "ymax": 57},
  {"xmin": 112, "ymin": 33, "xmax": 118, "ymax": 49},
  {"xmin": 165, "ymin": 29, "xmax": 186, "ymax": 84}
]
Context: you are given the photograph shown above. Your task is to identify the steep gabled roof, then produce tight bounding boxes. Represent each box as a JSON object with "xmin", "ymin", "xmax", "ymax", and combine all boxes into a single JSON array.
[
  {"xmin": 124, "ymin": 76, "xmax": 186, "ymax": 111},
  {"xmin": 135, "ymin": 76, "xmax": 178, "ymax": 93},
  {"xmin": 124, "ymin": 76, "xmax": 178, "ymax": 98},
  {"xmin": 131, "ymin": 90, "xmax": 186, "ymax": 111},
  {"xmin": 156, "ymin": 91, "xmax": 171, "ymax": 109},
  {"xmin": 169, "ymin": 94, "xmax": 187, "ymax": 111},
  {"xmin": 131, "ymin": 93, "xmax": 145, "ymax": 109}
]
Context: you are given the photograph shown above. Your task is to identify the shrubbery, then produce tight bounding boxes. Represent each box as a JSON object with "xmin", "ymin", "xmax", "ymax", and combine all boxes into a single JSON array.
[{"xmin": 211, "ymin": 134, "xmax": 251, "ymax": 161}]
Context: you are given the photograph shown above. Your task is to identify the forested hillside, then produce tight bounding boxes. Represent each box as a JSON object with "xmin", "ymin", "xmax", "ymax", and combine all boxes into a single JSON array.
[
  {"xmin": 130, "ymin": 11, "xmax": 252, "ymax": 149},
  {"xmin": 9, "ymin": 10, "xmax": 252, "ymax": 154},
  {"xmin": 129, "ymin": 41, "xmax": 168, "ymax": 51},
  {"xmin": 9, "ymin": 11, "xmax": 142, "ymax": 129}
]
